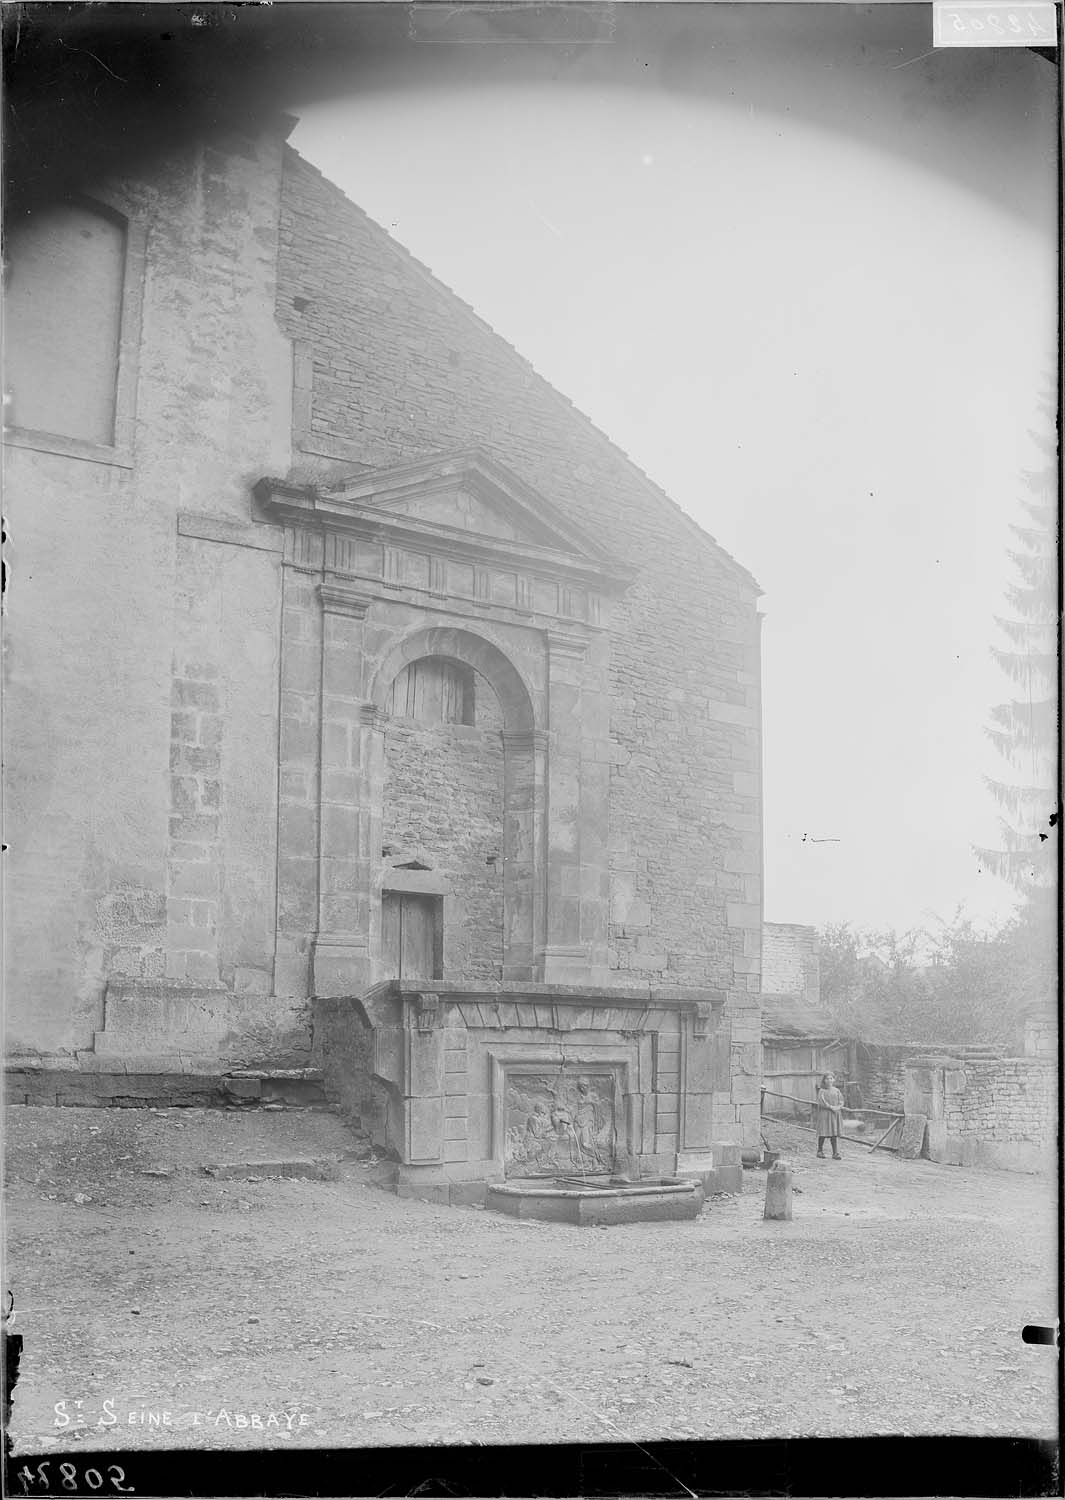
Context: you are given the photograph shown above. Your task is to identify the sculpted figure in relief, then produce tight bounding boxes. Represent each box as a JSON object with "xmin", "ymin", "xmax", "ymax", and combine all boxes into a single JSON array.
[{"xmin": 504, "ymin": 1073, "xmax": 615, "ymax": 1176}]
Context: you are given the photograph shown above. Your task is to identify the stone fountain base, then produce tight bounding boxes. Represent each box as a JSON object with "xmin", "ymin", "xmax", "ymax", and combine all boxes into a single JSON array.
[
  {"xmin": 486, "ymin": 1175, "xmax": 704, "ymax": 1225},
  {"xmin": 314, "ymin": 979, "xmax": 747, "ymax": 1208}
]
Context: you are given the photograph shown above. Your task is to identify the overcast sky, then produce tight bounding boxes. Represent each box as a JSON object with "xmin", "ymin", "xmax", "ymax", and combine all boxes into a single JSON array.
[{"xmin": 290, "ymin": 6, "xmax": 1057, "ymax": 938}]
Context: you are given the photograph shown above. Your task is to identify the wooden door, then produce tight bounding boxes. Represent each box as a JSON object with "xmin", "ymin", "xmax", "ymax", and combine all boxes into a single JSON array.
[
  {"xmin": 382, "ymin": 892, "xmax": 440, "ymax": 980},
  {"xmin": 382, "ymin": 892, "xmax": 402, "ymax": 978}
]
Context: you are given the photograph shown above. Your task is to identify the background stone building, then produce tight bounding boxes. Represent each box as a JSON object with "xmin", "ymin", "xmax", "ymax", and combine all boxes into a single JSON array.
[
  {"xmin": 4, "ymin": 112, "xmax": 765, "ymax": 1196},
  {"xmin": 760, "ymin": 922, "xmax": 848, "ymax": 1118}
]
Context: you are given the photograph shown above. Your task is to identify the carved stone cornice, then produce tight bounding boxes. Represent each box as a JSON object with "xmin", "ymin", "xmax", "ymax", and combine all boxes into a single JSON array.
[
  {"xmin": 318, "ymin": 582, "xmax": 372, "ymax": 619},
  {"xmin": 413, "ymin": 992, "xmax": 440, "ymax": 1033},
  {"xmin": 360, "ymin": 703, "xmax": 387, "ymax": 729},
  {"xmin": 252, "ymin": 452, "xmax": 634, "ymax": 601},
  {"xmin": 546, "ymin": 630, "xmax": 589, "ymax": 661},
  {"xmin": 501, "ymin": 728, "xmax": 549, "ymax": 754}
]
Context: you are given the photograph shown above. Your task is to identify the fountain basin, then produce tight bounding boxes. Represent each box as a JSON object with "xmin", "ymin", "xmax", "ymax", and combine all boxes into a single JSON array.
[{"xmin": 486, "ymin": 1175, "xmax": 704, "ymax": 1225}]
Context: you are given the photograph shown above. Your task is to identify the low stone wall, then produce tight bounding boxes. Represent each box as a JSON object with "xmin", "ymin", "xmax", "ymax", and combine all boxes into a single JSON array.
[
  {"xmin": 311, "ymin": 995, "xmax": 386, "ymax": 1137},
  {"xmin": 904, "ymin": 1053, "xmax": 1057, "ymax": 1175},
  {"xmin": 5, "ymin": 1068, "xmax": 231, "ymax": 1108},
  {"xmin": 857, "ymin": 1042, "xmax": 1004, "ymax": 1115},
  {"xmin": 93, "ymin": 982, "xmax": 313, "ymax": 1072},
  {"xmin": 3, "ymin": 1067, "xmax": 324, "ymax": 1109},
  {"xmin": 940, "ymin": 1056, "xmax": 1057, "ymax": 1173},
  {"xmin": 855, "ymin": 1044, "xmax": 928, "ymax": 1113}
]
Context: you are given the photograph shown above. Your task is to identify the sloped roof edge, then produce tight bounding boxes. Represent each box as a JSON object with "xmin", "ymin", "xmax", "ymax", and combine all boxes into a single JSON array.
[
  {"xmin": 762, "ymin": 993, "xmax": 846, "ymax": 1040},
  {"xmin": 283, "ymin": 145, "xmax": 762, "ymax": 597}
]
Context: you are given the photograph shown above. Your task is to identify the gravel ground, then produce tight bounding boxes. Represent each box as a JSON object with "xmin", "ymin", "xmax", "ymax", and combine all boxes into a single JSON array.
[{"xmin": 4, "ymin": 1104, "xmax": 1058, "ymax": 1454}]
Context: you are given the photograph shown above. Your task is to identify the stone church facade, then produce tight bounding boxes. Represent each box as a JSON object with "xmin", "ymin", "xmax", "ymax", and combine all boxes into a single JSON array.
[{"xmin": 4, "ymin": 113, "xmax": 764, "ymax": 1197}]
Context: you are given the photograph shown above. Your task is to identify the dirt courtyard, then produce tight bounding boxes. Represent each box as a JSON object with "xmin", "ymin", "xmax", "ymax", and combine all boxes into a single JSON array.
[{"xmin": 4, "ymin": 1104, "xmax": 1058, "ymax": 1455}]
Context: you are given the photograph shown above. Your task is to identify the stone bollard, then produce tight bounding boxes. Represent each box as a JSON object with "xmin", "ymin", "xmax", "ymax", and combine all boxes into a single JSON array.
[{"xmin": 763, "ymin": 1158, "xmax": 793, "ymax": 1221}]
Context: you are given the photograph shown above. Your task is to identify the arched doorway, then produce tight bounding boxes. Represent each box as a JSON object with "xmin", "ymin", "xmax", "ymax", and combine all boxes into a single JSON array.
[
  {"xmin": 370, "ymin": 627, "xmax": 541, "ymax": 983},
  {"xmin": 381, "ymin": 655, "xmax": 505, "ymax": 981}
]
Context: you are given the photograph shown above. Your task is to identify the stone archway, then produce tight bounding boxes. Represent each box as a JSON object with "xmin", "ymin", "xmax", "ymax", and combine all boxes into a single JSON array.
[
  {"xmin": 369, "ymin": 626, "xmax": 543, "ymax": 983},
  {"xmin": 368, "ymin": 625, "xmax": 536, "ymax": 734}
]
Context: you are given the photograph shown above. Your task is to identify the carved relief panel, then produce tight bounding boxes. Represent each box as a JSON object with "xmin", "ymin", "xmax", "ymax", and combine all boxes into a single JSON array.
[{"xmin": 504, "ymin": 1071, "xmax": 617, "ymax": 1178}]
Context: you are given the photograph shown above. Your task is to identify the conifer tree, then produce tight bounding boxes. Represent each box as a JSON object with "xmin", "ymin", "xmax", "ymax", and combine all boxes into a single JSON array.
[{"xmin": 975, "ymin": 406, "xmax": 1059, "ymax": 915}]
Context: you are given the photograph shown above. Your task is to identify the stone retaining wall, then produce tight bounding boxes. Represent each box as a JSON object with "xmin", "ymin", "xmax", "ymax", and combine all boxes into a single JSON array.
[
  {"xmin": 856, "ymin": 1044, "xmax": 927, "ymax": 1113},
  {"xmin": 904, "ymin": 1053, "xmax": 1057, "ymax": 1174}
]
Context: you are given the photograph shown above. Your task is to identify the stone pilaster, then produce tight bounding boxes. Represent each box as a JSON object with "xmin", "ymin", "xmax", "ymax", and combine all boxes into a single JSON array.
[
  {"xmin": 542, "ymin": 630, "xmax": 589, "ymax": 982},
  {"xmin": 500, "ymin": 728, "xmax": 547, "ymax": 980},
  {"xmin": 678, "ymin": 995, "xmax": 730, "ymax": 1152},
  {"xmin": 312, "ymin": 580, "xmax": 375, "ymax": 996},
  {"xmin": 402, "ymin": 993, "xmax": 446, "ymax": 1165},
  {"xmin": 577, "ymin": 630, "xmax": 612, "ymax": 981},
  {"xmin": 273, "ymin": 551, "xmax": 323, "ymax": 996}
]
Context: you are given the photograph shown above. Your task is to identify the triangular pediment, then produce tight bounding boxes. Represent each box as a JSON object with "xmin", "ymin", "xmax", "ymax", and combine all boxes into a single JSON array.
[
  {"xmin": 253, "ymin": 448, "xmax": 632, "ymax": 594},
  {"xmin": 311, "ymin": 449, "xmax": 621, "ymax": 569},
  {"xmin": 361, "ymin": 482, "xmax": 545, "ymax": 546}
]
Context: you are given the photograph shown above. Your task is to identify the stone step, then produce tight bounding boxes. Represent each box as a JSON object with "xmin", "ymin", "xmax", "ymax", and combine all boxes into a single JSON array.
[
  {"xmin": 203, "ymin": 1157, "xmax": 341, "ymax": 1182},
  {"xmin": 222, "ymin": 1069, "xmax": 327, "ymax": 1107},
  {"xmin": 84, "ymin": 1047, "xmax": 219, "ymax": 1074},
  {"xmin": 225, "ymin": 1068, "xmax": 324, "ymax": 1080},
  {"xmin": 6, "ymin": 1063, "xmax": 337, "ymax": 1113},
  {"xmin": 7, "ymin": 1068, "xmax": 230, "ymax": 1108}
]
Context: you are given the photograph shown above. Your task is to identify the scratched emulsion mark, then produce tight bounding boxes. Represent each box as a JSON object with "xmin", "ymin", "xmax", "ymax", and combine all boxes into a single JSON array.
[
  {"xmin": 408, "ymin": 2, "xmax": 616, "ymax": 46},
  {"xmin": 3, "ymin": 1290, "xmax": 24, "ymax": 1457}
]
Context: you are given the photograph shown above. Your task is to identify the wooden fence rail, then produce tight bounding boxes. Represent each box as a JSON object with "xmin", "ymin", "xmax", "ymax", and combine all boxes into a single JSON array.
[{"xmin": 760, "ymin": 1086, "xmax": 905, "ymax": 1152}]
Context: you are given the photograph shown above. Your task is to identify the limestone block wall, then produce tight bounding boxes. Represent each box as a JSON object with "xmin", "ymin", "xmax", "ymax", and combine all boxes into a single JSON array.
[
  {"xmin": 859, "ymin": 1042, "xmax": 1020, "ymax": 1116},
  {"xmin": 762, "ymin": 922, "xmax": 821, "ymax": 1001},
  {"xmin": 4, "ymin": 120, "xmax": 294, "ymax": 1059},
  {"xmin": 856, "ymin": 1044, "xmax": 927, "ymax": 1112},
  {"xmin": 904, "ymin": 1054, "xmax": 1057, "ymax": 1174},
  {"xmin": 939, "ymin": 1057, "xmax": 1057, "ymax": 1173}
]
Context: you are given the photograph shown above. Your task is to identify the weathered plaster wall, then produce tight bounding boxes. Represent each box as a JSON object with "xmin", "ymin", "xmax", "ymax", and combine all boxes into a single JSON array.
[
  {"xmin": 4, "ymin": 122, "xmax": 293, "ymax": 1058},
  {"xmin": 276, "ymin": 150, "xmax": 764, "ymax": 1141}
]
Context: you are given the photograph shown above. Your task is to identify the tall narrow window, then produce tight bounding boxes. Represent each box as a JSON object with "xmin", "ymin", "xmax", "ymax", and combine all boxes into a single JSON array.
[{"xmin": 4, "ymin": 200, "xmax": 127, "ymax": 445}]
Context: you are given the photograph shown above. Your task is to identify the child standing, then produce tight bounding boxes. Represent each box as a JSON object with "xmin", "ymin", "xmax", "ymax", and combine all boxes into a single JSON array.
[{"xmin": 815, "ymin": 1073, "xmax": 845, "ymax": 1159}]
